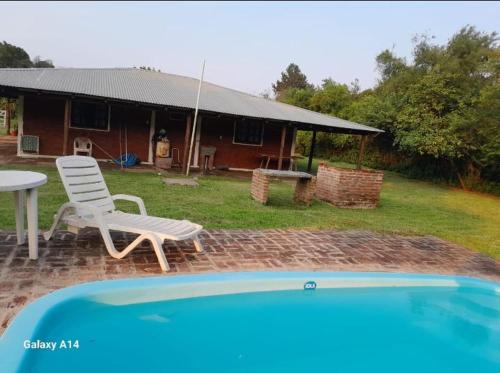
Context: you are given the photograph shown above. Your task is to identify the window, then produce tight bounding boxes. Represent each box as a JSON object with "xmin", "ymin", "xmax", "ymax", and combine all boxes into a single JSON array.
[
  {"xmin": 169, "ymin": 112, "xmax": 186, "ymax": 121},
  {"xmin": 233, "ymin": 120, "xmax": 264, "ymax": 145},
  {"xmin": 70, "ymin": 101, "xmax": 110, "ymax": 131}
]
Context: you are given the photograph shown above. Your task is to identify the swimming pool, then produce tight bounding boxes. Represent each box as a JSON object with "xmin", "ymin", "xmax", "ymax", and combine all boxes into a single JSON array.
[{"xmin": 1, "ymin": 272, "xmax": 499, "ymax": 372}]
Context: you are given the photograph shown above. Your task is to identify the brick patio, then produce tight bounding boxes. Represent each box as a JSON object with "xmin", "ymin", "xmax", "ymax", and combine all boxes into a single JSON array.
[{"xmin": 0, "ymin": 228, "xmax": 499, "ymax": 334}]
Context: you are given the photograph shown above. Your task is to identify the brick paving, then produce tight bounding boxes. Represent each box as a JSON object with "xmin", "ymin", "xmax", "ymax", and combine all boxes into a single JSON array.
[{"xmin": 0, "ymin": 228, "xmax": 498, "ymax": 335}]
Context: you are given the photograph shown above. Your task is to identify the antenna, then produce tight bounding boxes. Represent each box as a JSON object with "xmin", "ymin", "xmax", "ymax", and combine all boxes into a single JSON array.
[{"xmin": 186, "ymin": 60, "xmax": 206, "ymax": 176}]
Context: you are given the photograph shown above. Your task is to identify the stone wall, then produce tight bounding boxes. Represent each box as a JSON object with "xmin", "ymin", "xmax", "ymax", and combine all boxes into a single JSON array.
[{"xmin": 315, "ymin": 163, "xmax": 384, "ymax": 208}]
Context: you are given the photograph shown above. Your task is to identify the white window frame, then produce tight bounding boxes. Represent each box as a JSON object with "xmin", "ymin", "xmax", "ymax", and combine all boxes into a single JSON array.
[
  {"xmin": 69, "ymin": 100, "xmax": 111, "ymax": 132},
  {"xmin": 232, "ymin": 119, "xmax": 265, "ymax": 147}
]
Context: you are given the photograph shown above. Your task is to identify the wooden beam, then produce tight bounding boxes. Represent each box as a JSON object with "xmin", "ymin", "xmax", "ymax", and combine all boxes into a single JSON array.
[
  {"xmin": 5, "ymin": 101, "xmax": 11, "ymax": 134},
  {"xmin": 182, "ymin": 113, "xmax": 193, "ymax": 173},
  {"xmin": 307, "ymin": 130, "xmax": 317, "ymax": 173},
  {"xmin": 148, "ymin": 110, "xmax": 156, "ymax": 164},
  {"xmin": 357, "ymin": 135, "xmax": 367, "ymax": 170},
  {"xmin": 277, "ymin": 125, "xmax": 287, "ymax": 170},
  {"xmin": 62, "ymin": 99, "xmax": 71, "ymax": 155}
]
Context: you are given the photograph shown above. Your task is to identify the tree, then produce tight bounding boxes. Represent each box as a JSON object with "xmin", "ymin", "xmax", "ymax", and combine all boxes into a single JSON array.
[
  {"xmin": 32, "ymin": 56, "xmax": 54, "ymax": 68},
  {"xmin": 0, "ymin": 41, "xmax": 32, "ymax": 68},
  {"xmin": 272, "ymin": 63, "xmax": 313, "ymax": 99},
  {"xmin": 138, "ymin": 66, "xmax": 161, "ymax": 72},
  {"xmin": 269, "ymin": 26, "xmax": 500, "ymax": 192},
  {"xmin": 0, "ymin": 41, "xmax": 55, "ymax": 134},
  {"xmin": 382, "ymin": 26, "xmax": 499, "ymax": 188},
  {"xmin": 279, "ymin": 87, "xmax": 315, "ymax": 109},
  {"xmin": 309, "ymin": 79, "xmax": 353, "ymax": 117}
]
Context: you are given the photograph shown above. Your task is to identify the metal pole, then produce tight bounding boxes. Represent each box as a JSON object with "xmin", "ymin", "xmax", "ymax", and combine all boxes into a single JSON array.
[{"xmin": 186, "ymin": 60, "xmax": 206, "ymax": 176}]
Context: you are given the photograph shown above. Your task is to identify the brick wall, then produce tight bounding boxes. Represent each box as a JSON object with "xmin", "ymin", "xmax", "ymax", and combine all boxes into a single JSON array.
[
  {"xmin": 23, "ymin": 95, "xmax": 65, "ymax": 155},
  {"xmin": 316, "ymin": 163, "xmax": 384, "ymax": 209},
  {"xmin": 251, "ymin": 169, "xmax": 270, "ymax": 203},
  {"xmin": 200, "ymin": 116, "xmax": 293, "ymax": 170},
  {"xmin": 22, "ymin": 94, "xmax": 294, "ymax": 170},
  {"xmin": 294, "ymin": 176, "xmax": 317, "ymax": 205},
  {"xmin": 23, "ymin": 94, "xmax": 151, "ymax": 161}
]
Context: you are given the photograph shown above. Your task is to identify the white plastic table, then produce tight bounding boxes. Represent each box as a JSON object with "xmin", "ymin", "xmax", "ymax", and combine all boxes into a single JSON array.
[{"xmin": 0, "ymin": 171, "xmax": 47, "ymax": 259}]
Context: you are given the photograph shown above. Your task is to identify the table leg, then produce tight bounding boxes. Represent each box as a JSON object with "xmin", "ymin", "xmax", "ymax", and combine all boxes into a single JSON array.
[
  {"xmin": 26, "ymin": 188, "xmax": 39, "ymax": 260},
  {"xmin": 265, "ymin": 156, "xmax": 270, "ymax": 169},
  {"xmin": 13, "ymin": 190, "xmax": 25, "ymax": 245}
]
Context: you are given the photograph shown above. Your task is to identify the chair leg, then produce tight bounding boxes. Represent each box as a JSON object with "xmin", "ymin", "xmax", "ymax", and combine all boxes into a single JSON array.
[
  {"xmin": 148, "ymin": 235, "xmax": 170, "ymax": 272},
  {"xmin": 43, "ymin": 206, "xmax": 67, "ymax": 241},
  {"xmin": 99, "ymin": 229, "xmax": 170, "ymax": 272},
  {"xmin": 193, "ymin": 237, "xmax": 204, "ymax": 253}
]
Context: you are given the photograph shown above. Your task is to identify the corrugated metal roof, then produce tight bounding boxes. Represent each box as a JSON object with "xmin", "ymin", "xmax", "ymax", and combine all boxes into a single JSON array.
[{"xmin": 0, "ymin": 68, "xmax": 382, "ymax": 134}]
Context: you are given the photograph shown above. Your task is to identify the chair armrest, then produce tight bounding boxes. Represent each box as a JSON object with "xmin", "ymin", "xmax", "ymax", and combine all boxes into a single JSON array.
[{"xmin": 112, "ymin": 194, "xmax": 147, "ymax": 215}]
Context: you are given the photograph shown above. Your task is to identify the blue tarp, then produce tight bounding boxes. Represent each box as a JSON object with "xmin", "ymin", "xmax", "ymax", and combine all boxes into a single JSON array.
[{"xmin": 113, "ymin": 153, "xmax": 138, "ymax": 168}]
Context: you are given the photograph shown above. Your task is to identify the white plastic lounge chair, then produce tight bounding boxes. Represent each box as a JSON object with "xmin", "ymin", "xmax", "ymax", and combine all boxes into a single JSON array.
[{"xmin": 44, "ymin": 156, "xmax": 203, "ymax": 271}]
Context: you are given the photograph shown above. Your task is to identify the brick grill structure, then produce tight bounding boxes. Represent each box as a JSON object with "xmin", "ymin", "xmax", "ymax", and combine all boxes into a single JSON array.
[
  {"xmin": 251, "ymin": 169, "xmax": 316, "ymax": 205},
  {"xmin": 0, "ymin": 229, "xmax": 498, "ymax": 335},
  {"xmin": 316, "ymin": 163, "xmax": 384, "ymax": 209}
]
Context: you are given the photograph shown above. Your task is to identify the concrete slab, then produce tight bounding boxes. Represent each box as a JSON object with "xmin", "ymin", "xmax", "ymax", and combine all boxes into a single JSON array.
[{"xmin": 163, "ymin": 177, "xmax": 199, "ymax": 187}]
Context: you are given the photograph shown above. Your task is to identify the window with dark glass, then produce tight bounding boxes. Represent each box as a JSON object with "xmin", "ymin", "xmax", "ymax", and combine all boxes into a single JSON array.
[
  {"xmin": 70, "ymin": 101, "xmax": 110, "ymax": 130},
  {"xmin": 233, "ymin": 120, "xmax": 264, "ymax": 145}
]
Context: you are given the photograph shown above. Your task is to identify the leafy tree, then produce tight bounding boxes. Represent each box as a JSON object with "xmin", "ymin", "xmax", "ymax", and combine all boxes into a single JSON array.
[
  {"xmin": 0, "ymin": 41, "xmax": 32, "ymax": 68},
  {"xmin": 272, "ymin": 26, "xmax": 499, "ymax": 192},
  {"xmin": 376, "ymin": 49, "xmax": 407, "ymax": 81},
  {"xmin": 309, "ymin": 79, "xmax": 353, "ymax": 117},
  {"xmin": 138, "ymin": 66, "xmax": 161, "ymax": 72},
  {"xmin": 279, "ymin": 87, "xmax": 315, "ymax": 109},
  {"xmin": 272, "ymin": 63, "xmax": 313, "ymax": 99},
  {"xmin": 0, "ymin": 41, "xmax": 55, "ymax": 132},
  {"xmin": 32, "ymin": 56, "xmax": 54, "ymax": 68}
]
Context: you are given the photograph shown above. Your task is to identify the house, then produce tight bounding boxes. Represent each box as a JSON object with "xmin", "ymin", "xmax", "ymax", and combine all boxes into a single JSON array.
[{"xmin": 0, "ymin": 68, "xmax": 382, "ymax": 171}]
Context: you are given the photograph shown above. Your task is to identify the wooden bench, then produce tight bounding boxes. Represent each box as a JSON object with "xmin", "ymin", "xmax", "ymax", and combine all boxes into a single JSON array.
[{"xmin": 251, "ymin": 169, "xmax": 316, "ymax": 205}]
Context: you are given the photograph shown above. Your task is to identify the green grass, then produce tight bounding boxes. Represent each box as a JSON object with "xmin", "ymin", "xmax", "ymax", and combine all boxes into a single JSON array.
[{"xmin": 1, "ymin": 161, "xmax": 499, "ymax": 258}]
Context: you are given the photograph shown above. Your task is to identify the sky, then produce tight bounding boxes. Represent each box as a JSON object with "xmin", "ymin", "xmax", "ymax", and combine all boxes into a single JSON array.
[{"xmin": 0, "ymin": 1, "xmax": 498, "ymax": 95}]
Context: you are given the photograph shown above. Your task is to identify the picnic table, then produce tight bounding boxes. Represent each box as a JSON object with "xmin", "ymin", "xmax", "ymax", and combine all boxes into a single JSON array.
[
  {"xmin": 251, "ymin": 169, "xmax": 316, "ymax": 205},
  {"xmin": 259, "ymin": 154, "xmax": 304, "ymax": 171}
]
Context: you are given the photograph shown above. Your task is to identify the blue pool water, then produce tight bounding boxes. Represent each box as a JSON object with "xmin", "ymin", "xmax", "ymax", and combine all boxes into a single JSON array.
[{"xmin": 1, "ymin": 273, "xmax": 499, "ymax": 372}]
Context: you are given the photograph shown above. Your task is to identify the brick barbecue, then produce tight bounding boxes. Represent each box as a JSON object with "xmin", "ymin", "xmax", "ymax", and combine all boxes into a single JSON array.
[{"xmin": 316, "ymin": 163, "xmax": 384, "ymax": 209}]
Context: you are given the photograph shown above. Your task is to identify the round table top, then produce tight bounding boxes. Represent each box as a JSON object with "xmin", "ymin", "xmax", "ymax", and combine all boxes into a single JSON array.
[{"xmin": 0, "ymin": 171, "xmax": 47, "ymax": 192}]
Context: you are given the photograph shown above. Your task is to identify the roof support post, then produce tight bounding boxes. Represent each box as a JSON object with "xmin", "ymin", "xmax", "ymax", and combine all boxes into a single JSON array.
[
  {"xmin": 62, "ymin": 99, "xmax": 71, "ymax": 155},
  {"xmin": 307, "ymin": 129, "xmax": 316, "ymax": 173},
  {"xmin": 357, "ymin": 135, "xmax": 367, "ymax": 170},
  {"xmin": 277, "ymin": 125, "xmax": 287, "ymax": 170},
  {"xmin": 5, "ymin": 100, "xmax": 11, "ymax": 134},
  {"xmin": 182, "ymin": 113, "xmax": 193, "ymax": 174},
  {"xmin": 16, "ymin": 96, "xmax": 24, "ymax": 156},
  {"xmin": 148, "ymin": 110, "xmax": 156, "ymax": 164}
]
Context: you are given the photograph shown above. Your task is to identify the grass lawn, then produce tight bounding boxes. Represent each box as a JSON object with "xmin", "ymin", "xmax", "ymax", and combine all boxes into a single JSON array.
[{"xmin": 0, "ymin": 161, "xmax": 499, "ymax": 258}]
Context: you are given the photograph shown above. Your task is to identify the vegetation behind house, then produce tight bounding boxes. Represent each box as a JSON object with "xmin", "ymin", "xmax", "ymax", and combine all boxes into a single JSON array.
[{"xmin": 273, "ymin": 26, "xmax": 499, "ymax": 195}]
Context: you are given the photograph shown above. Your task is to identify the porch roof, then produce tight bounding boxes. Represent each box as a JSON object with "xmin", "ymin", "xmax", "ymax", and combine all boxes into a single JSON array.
[{"xmin": 0, "ymin": 68, "xmax": 382, "ymax": 135}]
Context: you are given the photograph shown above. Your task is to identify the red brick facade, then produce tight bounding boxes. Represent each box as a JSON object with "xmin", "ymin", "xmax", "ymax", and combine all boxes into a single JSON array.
[
  {"xmin": 21, "ymin": 94, "xmax": 293, "ymax": 170},
  {"xmin": 315, "ymin": 163, "xmax": 384, "ymax": 208},
  {"xmin": 23, "ymin": 95, "xmax": 150, "ymax": 161}
]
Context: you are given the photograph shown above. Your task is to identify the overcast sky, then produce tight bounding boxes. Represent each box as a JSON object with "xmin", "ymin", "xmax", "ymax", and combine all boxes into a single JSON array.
[{"xmin": 1, "ymin": 1, "xmax": 498, "ymax": 95}]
